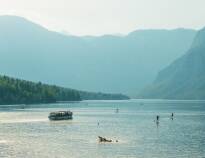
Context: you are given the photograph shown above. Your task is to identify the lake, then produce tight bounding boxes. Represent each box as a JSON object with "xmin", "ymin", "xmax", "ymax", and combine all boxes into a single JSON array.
[{"xmin": 0, "ymin": 99, "xmax": 205, "ymax": 158}]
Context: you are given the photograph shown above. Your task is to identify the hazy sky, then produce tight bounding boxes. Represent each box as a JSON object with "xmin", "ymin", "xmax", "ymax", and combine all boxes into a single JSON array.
[{"xmin": 0, "ymin": 0, "xmax": 205, "ymax": 35}]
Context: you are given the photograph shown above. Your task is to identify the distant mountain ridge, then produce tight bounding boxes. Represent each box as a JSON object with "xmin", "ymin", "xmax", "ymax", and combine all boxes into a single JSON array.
[
  {"xmin": 139, "ymin": 27, "xmax": 205, "ymax": 99},
  {"xmin": 0, "ymin": 15, "xmax": 197, "ymax": 96}
]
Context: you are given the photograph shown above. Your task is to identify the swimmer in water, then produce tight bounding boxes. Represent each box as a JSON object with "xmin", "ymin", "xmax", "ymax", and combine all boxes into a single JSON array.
[
  {"xmin": 155, "ymin": 115, "xmax": 160, "ymax": 126},
  {"xmin": 171, "ymin": 113, "xmax": 174, "ymax": 120},
  {"xmin": 156, "ymin": 115, "xmax": 159, "ymax": 121}
]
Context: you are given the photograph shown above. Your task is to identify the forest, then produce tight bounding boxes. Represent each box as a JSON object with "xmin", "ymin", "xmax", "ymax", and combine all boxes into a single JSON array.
[
  {"xmin": 0, "ymin": 75, "xmax": 129, "ymax": 105},
  {"xmin": 0, "ymin": 75, "xmax": 81, "ymax": 105}
]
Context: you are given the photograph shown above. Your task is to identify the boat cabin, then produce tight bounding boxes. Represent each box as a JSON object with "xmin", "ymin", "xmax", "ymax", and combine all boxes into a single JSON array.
[{"xmin": 48, "ymin": 111, "xmax": 73, "ymax": 120}]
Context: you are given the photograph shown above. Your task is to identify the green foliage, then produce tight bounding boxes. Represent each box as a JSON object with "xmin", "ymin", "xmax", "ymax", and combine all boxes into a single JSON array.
[
  {"xmin": 0, "ymin": 75, "xmax": 81, "ymax": 105},
  {"xmin": 79, "ymin": 91, "xmax": 129, "ymax": 100},
  {"xmin": 0, "ymin": 75, "xmax": 129, "ymax": 105}
]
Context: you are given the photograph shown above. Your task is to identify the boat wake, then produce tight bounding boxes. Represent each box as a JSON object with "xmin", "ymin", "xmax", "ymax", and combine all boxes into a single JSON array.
[{"xmin": 0, "ymin": 118, "xmax": 48, "ymax": 124}]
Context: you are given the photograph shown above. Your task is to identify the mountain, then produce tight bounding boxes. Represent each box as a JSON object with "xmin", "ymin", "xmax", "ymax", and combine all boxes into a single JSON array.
[
  {"xmin": 139, "ymin": 27, "xmax": 205, "ymax": 100},
  {"xmin": 0, "ymin": 15, "xmax": 197, "ymax": 96}
]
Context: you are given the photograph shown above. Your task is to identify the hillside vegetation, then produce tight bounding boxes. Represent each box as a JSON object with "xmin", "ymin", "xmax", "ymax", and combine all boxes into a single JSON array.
[
  {"xmin": 0, "ymin": 75, "xmax": 81, "ymax": 105},
  {"xmin": 0, "ymin": 75, "xmax": 129, "ymax": 105}
]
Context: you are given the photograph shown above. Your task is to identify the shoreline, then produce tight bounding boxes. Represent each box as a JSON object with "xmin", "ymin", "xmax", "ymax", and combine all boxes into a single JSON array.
[{"xmin": 1, "ymin": 98, "xmax": 205, "ymax": 107}]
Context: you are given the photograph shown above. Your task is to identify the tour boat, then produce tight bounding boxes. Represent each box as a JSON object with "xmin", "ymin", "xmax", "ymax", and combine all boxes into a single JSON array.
[{"xmin": 48, "ymin": 111, "xmax": 73, "ymax": 120}]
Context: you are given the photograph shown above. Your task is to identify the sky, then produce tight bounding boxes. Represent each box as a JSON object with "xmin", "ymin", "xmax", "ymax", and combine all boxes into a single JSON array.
[{"xmin": 0, "ymin": 0, "xmax": 205, "ymax": 36}]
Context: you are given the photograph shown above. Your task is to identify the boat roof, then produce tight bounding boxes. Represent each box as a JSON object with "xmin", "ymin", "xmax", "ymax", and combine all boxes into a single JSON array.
[{"xmin": 50, "ymin": 111, "xmax": 72, "ymax": 114}]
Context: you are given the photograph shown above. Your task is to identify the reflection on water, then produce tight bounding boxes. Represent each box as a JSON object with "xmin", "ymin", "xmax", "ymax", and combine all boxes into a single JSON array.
[{"xmin": 0, "ymin": 99, "xmax": 205, "ymax": 158}]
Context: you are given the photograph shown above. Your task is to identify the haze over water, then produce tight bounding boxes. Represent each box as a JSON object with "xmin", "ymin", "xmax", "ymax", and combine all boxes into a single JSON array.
[{"xmin": 0, "ymin": 99, "xmax": 205, "ymax": 158}]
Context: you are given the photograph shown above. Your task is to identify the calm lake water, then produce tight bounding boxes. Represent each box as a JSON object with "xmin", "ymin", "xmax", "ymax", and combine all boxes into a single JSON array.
[{"xmin": 0, "ymin": 99, "xmax": 205, "ymax": 158}]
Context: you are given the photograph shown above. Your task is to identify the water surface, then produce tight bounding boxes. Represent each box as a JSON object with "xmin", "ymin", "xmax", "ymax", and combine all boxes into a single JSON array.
[{"xmin": 0, "ymin": 99, "xmax": 205, "ymax": 158}]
